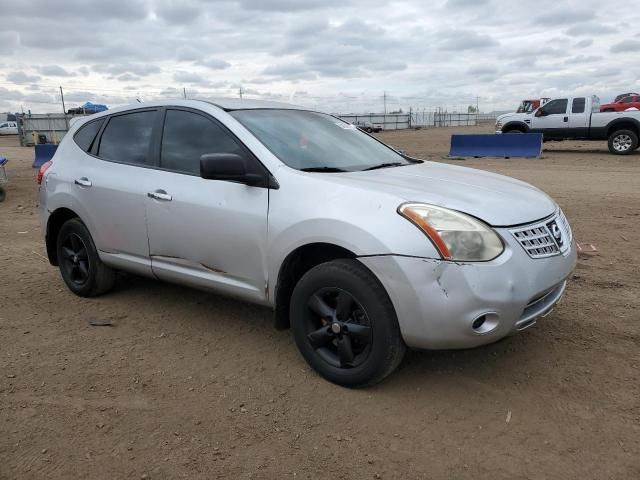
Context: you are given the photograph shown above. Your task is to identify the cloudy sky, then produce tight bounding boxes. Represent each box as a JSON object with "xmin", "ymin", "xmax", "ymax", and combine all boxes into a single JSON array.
[{"xmin": 1, "ymin": 0, "xmax": 639, "ymax": 114}]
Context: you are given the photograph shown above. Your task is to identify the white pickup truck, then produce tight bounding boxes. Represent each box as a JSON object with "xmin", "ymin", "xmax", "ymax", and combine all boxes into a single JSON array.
[{"xmin": 495, "ymin": 95, "xmax": 640, "ymax": 155}]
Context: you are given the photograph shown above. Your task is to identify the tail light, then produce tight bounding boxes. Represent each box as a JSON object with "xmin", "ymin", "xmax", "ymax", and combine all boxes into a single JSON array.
[{"xmin": 37, "ymin": 160, "xmax": 52, "ymax": 185}]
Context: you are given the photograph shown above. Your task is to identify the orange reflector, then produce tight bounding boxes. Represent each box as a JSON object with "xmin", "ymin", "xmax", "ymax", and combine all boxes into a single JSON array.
[{"xmin": 399, "ymin": 208, "xmax": 452, "ymax": 259}]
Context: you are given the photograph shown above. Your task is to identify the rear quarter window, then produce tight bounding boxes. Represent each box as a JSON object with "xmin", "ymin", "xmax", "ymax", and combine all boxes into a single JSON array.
[{"xmin": 73, "ymin": 119, "xmax": 105, "ymax": 152}]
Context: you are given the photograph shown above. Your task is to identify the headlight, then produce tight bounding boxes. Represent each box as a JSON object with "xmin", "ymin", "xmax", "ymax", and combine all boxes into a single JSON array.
[
  {"xmin": 496, "ymin": 121, "xmax": 503, "ymax": 129},
  {"xmin": 398, "ymin": 203, "xmax": 504, "ymax": 261}
]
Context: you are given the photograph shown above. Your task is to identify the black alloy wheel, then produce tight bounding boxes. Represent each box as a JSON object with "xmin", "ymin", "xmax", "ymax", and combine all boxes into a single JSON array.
[
  {"xmin": 56, "ymin": 218, "xmax": 116, "ymax": 297},
  {"xmin": 304, "ymin": 287, "xmax": 372, "ymax": 369},
  {"xmin": 290, "ymin": 259, "xmax": 406, "ymax": 387},
  {"xmin": 60, "ymin": 232, "xmax": 90, "ymax": 286}
]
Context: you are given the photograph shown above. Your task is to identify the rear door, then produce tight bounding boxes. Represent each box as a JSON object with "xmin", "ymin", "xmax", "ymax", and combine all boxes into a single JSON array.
[
  {"xmin": 568, "ymin": 97, "xmax": 589, "ymax": 138},
  {"xmin": 530, "ymin": 98, "xmax": 570, "ymax": 139},
  {"xmin": 74, "ymin": 109, "xmax": 159, "ymax": 275},
  {"xmin": 144, "ymin": 107, "xmax": 269, "ymax": 302}
]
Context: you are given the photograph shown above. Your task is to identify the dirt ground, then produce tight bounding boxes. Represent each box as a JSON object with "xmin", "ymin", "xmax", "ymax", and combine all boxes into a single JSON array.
[{"xmin": 1, "ymin": 125, "xmax": 639, "ymax": 480}]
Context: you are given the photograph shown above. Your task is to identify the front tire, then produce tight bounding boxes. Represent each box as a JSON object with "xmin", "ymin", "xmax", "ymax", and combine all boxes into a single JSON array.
[
  {"xmin": 608, "ymin": 129, "xmax": 638, "ymax": 155},
  {"xmin": 56, "ymin": 218, "xmax": 116, "ymax": 297},
  {"xmin": 290, "ymin": 259, "xmax": 406, "ymax": 387}
]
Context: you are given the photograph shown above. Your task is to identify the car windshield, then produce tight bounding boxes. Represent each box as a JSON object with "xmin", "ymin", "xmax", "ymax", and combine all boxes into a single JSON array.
[{"xmin": 230, "ymin": 109, "xmax": 413, "ymax": 172}]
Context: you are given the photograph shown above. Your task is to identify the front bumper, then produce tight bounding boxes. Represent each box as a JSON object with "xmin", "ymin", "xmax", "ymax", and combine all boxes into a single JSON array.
[{"xmin": 359, "ymin": 229, "xmax": 577, "ymax": 350}]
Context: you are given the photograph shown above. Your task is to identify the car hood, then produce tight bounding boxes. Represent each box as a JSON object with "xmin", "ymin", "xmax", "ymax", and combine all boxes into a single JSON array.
[
  {"xmin": 497, "ymin": 112, "xmax": 529, "ymax": 123},
  {"xmin": 336, "ymin": 162, "xmax": 556, "ymax": 226}
]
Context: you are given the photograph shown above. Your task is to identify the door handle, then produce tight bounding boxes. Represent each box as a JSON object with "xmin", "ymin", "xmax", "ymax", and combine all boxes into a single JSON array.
[
  {"xmin": 563, "ymin": 116, "xmax": 568, "ymax": 122},
  {"xmin": 147, "ymin": 190, "xmax": 172, "ymax": 201},
  {"xmin": 74, "ymin": 177, "xmax": 92, "ymax": 187}
]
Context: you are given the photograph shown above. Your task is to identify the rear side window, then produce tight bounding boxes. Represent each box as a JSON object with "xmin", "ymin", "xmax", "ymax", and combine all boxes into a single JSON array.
[
  {"xmin": 73, "ymin": 119, "xmax": 104, "ymax": 152},
  {"xmin": 160, "ymin": 109, "xmax": 243, "ymax": 175},
  {"xmin": 543, "ymin": 99, "xmax": 568, "ymax": 115},
  {"xmin": 98, "ymin": 111, "xmax": 156, "ymax": 166},
  {"xmin": 571, "ymin": 98, "xmax": 585, "ymax": 114}
]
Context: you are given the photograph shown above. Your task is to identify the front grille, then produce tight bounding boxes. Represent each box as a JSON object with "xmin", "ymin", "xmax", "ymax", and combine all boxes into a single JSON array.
[{"xmin": 510, "ymin": 210, "xmax": 571, "ymax": 259}]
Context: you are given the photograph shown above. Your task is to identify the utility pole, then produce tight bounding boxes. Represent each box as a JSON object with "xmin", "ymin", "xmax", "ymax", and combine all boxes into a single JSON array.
[
  {"xmin": 60, "ymin": 86, "xmax": 69, "ymax": 131},
  {"xmin": 239, "ymin": 86, "xmax": 243, "ymax": 99},
  {"xmin": 183, "ymin": 87, "xmax": 187, "ymax": 99},
  {"xmin": 476, "ymin": 96, "xmax": 479, "ymax": 114},
  {"xmin": 59, "ymin": 86, "xmax": 66, "ymax": 114},
  {"xmin": 383, "ymin": 91, "xmax": 387, "ymax": 114}
]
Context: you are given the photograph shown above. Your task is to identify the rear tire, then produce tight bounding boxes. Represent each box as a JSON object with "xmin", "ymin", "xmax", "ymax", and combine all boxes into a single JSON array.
[
  {"xmin": 608, "ymin": 129, "xmax": 638, "ymax": 155},
  {"xmin": 290, "ymin": 259, "xmax": 406, "ymax": 387},
  {"xmin": 56, "ymin": 218, "xmax": 116, "ymax": 297},
  {"xmin": 505, "ymin": 129, "xmax": 524, "ymax": 134},
  {"xmin": 0, "ymin": 187, "xmax": 5, "ymax": 202}
]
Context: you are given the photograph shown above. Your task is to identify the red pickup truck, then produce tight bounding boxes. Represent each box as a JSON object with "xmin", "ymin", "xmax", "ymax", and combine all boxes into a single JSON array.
[{"xmin": 600, "ymin": 95, "xmax": 640, "ymax": 112}]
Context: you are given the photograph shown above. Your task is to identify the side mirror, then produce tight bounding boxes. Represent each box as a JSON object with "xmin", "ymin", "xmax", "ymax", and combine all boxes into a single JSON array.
[
  {"xmin": 534, "ymin": 109, "xmax": 545, "ymax": 117},
  {"xmin": 200, "ymin": 153, "xmax": 266, "ymax": 187}
]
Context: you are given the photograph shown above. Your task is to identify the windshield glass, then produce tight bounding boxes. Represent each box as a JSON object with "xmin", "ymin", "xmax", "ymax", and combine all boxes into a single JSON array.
[{"xmin": 229, "ymin": 109, "xmax": 411, "ymax": 171}]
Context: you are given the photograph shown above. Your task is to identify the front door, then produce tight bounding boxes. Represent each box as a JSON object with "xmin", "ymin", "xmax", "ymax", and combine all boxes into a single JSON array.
[
  {"xmin": 145, "ymin": 108, "xmax": 269, "ymax": 303},
  {"xmin": 530, "ymin": 98, "xmax": 569, "ymax": 139}
]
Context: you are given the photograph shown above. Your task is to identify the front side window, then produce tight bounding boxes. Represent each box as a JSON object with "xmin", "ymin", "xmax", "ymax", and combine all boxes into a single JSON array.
[
  {"xmin": 160, "ymin": 109, "xmax": 243, "ymax": 175},
  {"xmin": 73, "ymin": 118, "xmax": 104, "ymax": 152},
  {"xmin": 571, "ymin": 98, "xmax": 586, "ymax": 114},
  {"xmin": 541, "ymin": 99, "xmax": 568, "ymax": 115},
  {"xmin": 230, "ymin": 109, "xmax": 410, "ymax": 171},
  {"xmin": 98, "ymin": 111, "xmax": 156, "ymax": 165}
]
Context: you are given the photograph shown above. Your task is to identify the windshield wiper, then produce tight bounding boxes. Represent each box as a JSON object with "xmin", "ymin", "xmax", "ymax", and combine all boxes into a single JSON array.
[
  {"xmin": 300, "ymin": 166, "xmax": 347, "ymax": 173},
  {"xmin": 362, "ymin": 162, "xmax": 406, "ymax": 171}
]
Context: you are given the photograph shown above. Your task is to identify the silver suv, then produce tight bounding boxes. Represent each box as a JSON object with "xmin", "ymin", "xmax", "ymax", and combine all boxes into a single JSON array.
[{"xmin": 38, "ymin": 99, "xmax": 576, "ymax": 387}]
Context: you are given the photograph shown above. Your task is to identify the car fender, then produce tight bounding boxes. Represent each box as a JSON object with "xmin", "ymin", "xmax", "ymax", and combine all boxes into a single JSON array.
[
  {"xmin": 605, "ymin": 116, "xmax": 640, "ymax": 136},
  {"xmin": 502, "ymin": 121, "xmax": 530, "ymax": 133}
]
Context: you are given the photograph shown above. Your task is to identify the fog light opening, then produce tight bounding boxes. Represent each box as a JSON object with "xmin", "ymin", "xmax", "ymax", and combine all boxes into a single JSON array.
[
  {"xmin": 471, "ymin": 312, "xmax": 499, "ymax": 335},
  {"xmin": 472, "ymin": 316, "xmax": 486, "ymax": 330}
]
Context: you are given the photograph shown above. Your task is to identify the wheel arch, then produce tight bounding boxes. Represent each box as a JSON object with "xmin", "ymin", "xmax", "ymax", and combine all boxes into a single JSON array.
[
  {"xmin": 45, "ymin": 207, "xmax": 80, "ymax": 266},
  {"xmin": 502, "ymin": 122, "xmax": 529, "ymax": 133},
  {"xmin": 273, "ymin": 242, "xmax": 358, "ymax": 330},
  {"xmin": 606, "ymin": 119, "xmax": 640, "ymax": 138}
]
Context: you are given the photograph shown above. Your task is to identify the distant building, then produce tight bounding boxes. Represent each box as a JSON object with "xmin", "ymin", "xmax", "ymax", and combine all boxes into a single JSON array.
[{"xmin": 1, "ymin": 113, "xmax": 17, "ymax": 122}]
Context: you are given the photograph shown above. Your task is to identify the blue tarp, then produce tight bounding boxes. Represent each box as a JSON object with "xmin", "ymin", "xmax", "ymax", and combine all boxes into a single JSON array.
[
  {"xmin": 33, "ymin": 144, "xmax": 58, "ymax": 168},
  {"xmin": 449, "ymin": 133, "xmax": 543, "ymax": 158},
  {"xmin": 81, "ymin": 102, "xmax": 108, "ymax": 113}
]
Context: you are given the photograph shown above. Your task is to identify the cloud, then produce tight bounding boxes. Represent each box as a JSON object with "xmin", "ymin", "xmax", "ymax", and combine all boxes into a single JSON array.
[
  {"xmin": 263, "ymin": 63, "xmax": 317, "ymax": 80},
  {"xmin": 446, "ymin": 0, "xmax": 490, "ymax": 6},
  {"xmin": 173, "ymin": 71, "xmax": 210, "ymax": 84},
  {"xmin": 116, "ymin": 73, "xmax": 140, "ymax": 82},
  {"xmin": 235, "ymin": 0, "xmax": 342, "ymax": 11},
  {"xmin": 610, "ymin": 39, "xmax": 640, "ymax": 53},
  {"xmin": 39, "ymin": 65, "xmax": 75, "ymax": 77},
  {"xmin": 0, "ymin": 0, "xmax": 149, "ymax": 20},
  {"xmin": 575, "ymin": 38, "xmax": 593, "ymax": 48},
  {"xmin": 92, "ymin": 63, "xmax": 161, "ymax": 77},
  {"xmin": 0, "ymin": 0, "xmax": 639, "ymax": 114},
  {"xmin": 536, "ymin": 8, "xmax": 594, "ymax": 25},
  {"xmin": 0, "ymin": 32, "xmax": 18, "ymax": 55},
  {"xmin": 566, "ymin": 23, "xmax": 617, "ymax": 36},
  {"xmin": 154, "ymin": 0, "xmax": 202, "ymax": 24},
  {"xmin": 197, "ymin": 58, "xmax": 232, "ymax": 70},
  {"xmin": 6, "ymin": 71, "xmax": 41, "ymax": 84},
  {"xmin": 439, "ymin": 30, "xmax": 499, "ymax": 50}
]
